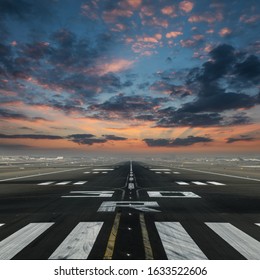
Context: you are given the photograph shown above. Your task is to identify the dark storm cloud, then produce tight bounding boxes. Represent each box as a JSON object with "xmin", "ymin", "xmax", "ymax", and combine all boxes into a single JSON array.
[
  {"xmin": 67, "ymin": 133, "xmax": 128, "ymax": 145},
  {"xmin": 0, "ymin": 134, "xmax": 63, "ymax": 140},
  {"xmin": 0, "ymin": 108, "xmax": 49, "ymax": 122},
  {"xmin": 156, "ymin": 109, "xmax": 223, "ymax": 127},
  {"xmin": 89, "ymin": 94, "xmax": 169, "ymax": 120},
  {"xmin": 143, "ymin": 136, "xmax": 213, "ymax": 147},
  {"xmin": 235, "ymin": 55, "xmax": 260, "ymax": 82},
  {"xmin": 0, "ymin": 133, "xmax": 128, "ymax": 146},
  {"xmin": 226, "ymin": 136, "xmax": 255, "ymax": 144},
  {"xmin": 102, "ymin": 135, "xmax": 128, "ymax": 141}
]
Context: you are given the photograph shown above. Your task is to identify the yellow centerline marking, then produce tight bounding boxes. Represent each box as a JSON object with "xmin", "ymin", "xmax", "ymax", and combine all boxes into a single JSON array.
[
  {"xmin": 139, "ymin": 213, "xmax": 154, "ymax": 260},
  {"xmin": 103, "ymin": 213, "xmax": 121, "ymax": 260}
]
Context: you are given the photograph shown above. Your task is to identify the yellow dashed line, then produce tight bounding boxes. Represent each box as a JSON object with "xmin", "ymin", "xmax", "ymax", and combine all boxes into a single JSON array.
[
  {"xmin": 103, "ymin": 212, "xmax": 121, "ymax": 259},
  {"xmin": 139, "ymin": 213, "xmax": 154, "ymax": 260}
]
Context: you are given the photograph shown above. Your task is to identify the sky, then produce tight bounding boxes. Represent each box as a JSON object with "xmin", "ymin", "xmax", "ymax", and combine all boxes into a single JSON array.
[{"xmin": 0, "ymin": 0, "xmax": 260, "ymax": 156}]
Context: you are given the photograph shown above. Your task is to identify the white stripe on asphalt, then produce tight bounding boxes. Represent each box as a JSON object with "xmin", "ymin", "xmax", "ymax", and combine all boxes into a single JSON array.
[
  {"xmin": 56, "ymin": 181, "xmax": 71, "ymax": 185},
  {"xmin": 93, "ymin": 169, "xmax": 114, "ymax": 171},
  {"xmin": 73, "ymin": 181, "xmax": 87, "ymax": 185},
  {"xmin": 164, "ymin": 172, "xmax": 171, "ymax": 174},
  {"xmin": 256, "ymin": 223, "xmax": 260, "ymax": 226},
  {"xmin": 148, "ymin": 191, "xmax": 201, "ymax": 198},
  {"xmin": 207, "ymin": 181, "xmax": 226, "ymax": 186},
  {"xmin": 0, "ymin": 223, "xmax": 54, "ymax": 259},
  {"xmin": 102, "ymin": 172, "xmax": 108, "ymax": 174},
  {"xmin": 93, "ymin": 172, "xmax": 99, "ymax": 174},
  {"xmin": 37, "ymin": 181, "xmax": 55, "ymax": 186},
  {"xmin": 155, "ymin": 172, "xmax": 162, "ymax": 174},
  {"xmin": 155, "ymin": 222, "xmax": 207, "ymax": 260},
  {"xmin": 84, "ymin": 172, "xmax": 90, "ymax": 174},
  {"xmin": 62, "ymin": 191, "xmax": 114, "ymax": 198},
  {"xmin": 206, "ymin": 223, "xmax": 260, "ymax": 260},
  {"xmin": 175, "ymin": 181, "xmax": 189, "ymax": 185},
  {"xmin": 173, "ymin": 172, "xmax": 180, "ymax": 174},
  {"xmin": 49, "ymin": 222, "xmax": 103, "ymax": 260},
  {"xmin": 192, "ymin": 181, "xmax": 207, "ymax": 185},
  {"xmin": 0, "ymin": 224, "xmax": 4, "ymax": 227}
]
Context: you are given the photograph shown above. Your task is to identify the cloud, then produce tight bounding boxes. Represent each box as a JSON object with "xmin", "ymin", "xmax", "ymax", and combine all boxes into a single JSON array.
[
  {"xmin": 226, "ymin": 136, "xmax": 255, "ymax": 144},
  {"xmin": 0, "ymin": 108, "xmax": 49, "ymax": 122},
  {"xmin": 179, "ymin": 1, "xmax": 194, "ymax": 13},
  {"xmin": 219, "ymin": 27, "xmax": 232, "ymax": 37},
  {"xmin": 67, "ymin": 133, "xmax": 128, "ymax": 145},
  {"xmin": 143, "ymin": 136, "xmax": 213, "ymax": 147},
  {"xmin": 0, "ymin": 134, "xmax": 63, "ymax": 140},
  {"xmin": 97, "ymin": 59, "xmax": 134, "ymax": 75},
  {"xmin": 166, "ymin": 31, "xmax": 183, "ymax": 39}
]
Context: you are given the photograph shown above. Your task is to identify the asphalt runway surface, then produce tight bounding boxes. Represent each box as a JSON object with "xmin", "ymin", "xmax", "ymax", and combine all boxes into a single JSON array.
[{"xmin": 0, "ymin": 160, "xmax": 259, "ymax": 260}]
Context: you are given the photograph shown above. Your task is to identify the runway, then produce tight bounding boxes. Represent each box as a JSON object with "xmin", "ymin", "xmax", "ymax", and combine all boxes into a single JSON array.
[{"xmin": 0, "ymin": 160, "xmax": 259, "ymax": 260}]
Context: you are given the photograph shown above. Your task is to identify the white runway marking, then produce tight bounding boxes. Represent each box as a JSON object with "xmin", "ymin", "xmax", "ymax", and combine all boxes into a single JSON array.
[
  {"xmin": 155, "ymin": 222, "xmax": 207, "ymax": 260},
  {"xmin": 0, "ymin": 224, "xmax": 4, "ymax": 227},
  {"xmin": 92, "ymin": 169, "xmax": 114, "ymax": 171},
  {"xmin": 256, "ymin": 223, "xmax": 260, "ymax": 226},
  {"xmin": 148, "ymin": 191, "xmax": 201, "ymax": 198},
  {"xmin": 37, "ymin": 181, "xmax": 55, "ymax": 186},
  {"xmin": 49, "ymin": 222, "xmax": 103, "ymax": 260},
  {"xmin": 207, "ymin": 181, "xmax": 226, "ymax": 186},
  {"xmin": 62, "ymin": 191, "xmax": 114, "ymax": 198},
  {"xmin": 192, "ymin": 181, "xmax": 207, "ymax": 185},
  {"xmin": 155, "ymin": 172, "xmax": 162, "ymax": 174},
  {"xmin": 56, "ymin": 181, "xmax": 71, "ymax": 185},
  {"xmin": 73, "ymin": 181, "xmax": 87, "ymax": 185},
  {"xmin": 150, "ymin": 169, "xmax": 171, "ymax": 171},
  {"xmin": 206, "ymin": 223, "xmax": 260, "ymax": 260},
  {"xmin": 93, "ymin": 172, "xmax": 99, "ymax": 174},
  {"xmin": 102, "ymin": 172, "xmax": 108, "ymax": 174},
  {"xmin": 128, "ymin": 183, "xmax": 135, "ymax": 190},
  {"xmin": 0, "ymin": 223, "xmax": 54, "ymax": 259},
  {"xmin": 98, "ymin": 201, "xmax": 160, "ymax": 212},
  {"xmin": 164, "ymin": 172, "xmax": 171, "ymax": 174},
  {"xmin": 173, "ymin": 172, "xmax": 180, "ymax": 174},
  {"xmin": 175, "ymin": 181, "xmax": 189, "ymax": 185},
  {"xmin": 84, "ymin": 172, "xmax": 90, "ymax": 174}
]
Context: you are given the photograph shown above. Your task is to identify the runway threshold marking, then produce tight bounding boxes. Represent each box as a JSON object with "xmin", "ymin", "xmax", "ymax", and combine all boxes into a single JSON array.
[
  {"xmin": 206, "ymin": 223, "xmax": 260, "ymax": 260},
  {"xmin": 155, "ymin": 222, "xmax": 207, "ymax": 260},
  {"xmin": 139, "ymin": 213, "xmax": 153, "ymax": 260},
  {"xmin": 93, "ymin": 169, "xmax": 114, "ymax": 171},
  {"xmin": 0, "ymin": 224, "xmax": 4, "ymax": 227},
  {"xmin": 192, "ymin": 181, "xmax": 207, "ymax": 186},
  {"xmin": 49, "ymin": 222, "xmax": 103, "ymax": 260},
  {"xmin": 207, "ymin": 181, "xmax": 226, "ymax": 186},
  {"xmin": 103, "ymin": 213, "xmax": 121, "ymax": 260},
  {"xmin": 55, "ymin": 181, "xmax": 71, "ymax": 185},
  {"xmin": 175, "ymin": 181, "xmax": 189, "ymax": 185},
  {"xmin": 0, "ymin": 223, "xmax": 54, "ymax": 260},
  {"xmin": 73, "ymin": 181, "xmax": 87, "ymax": 185},
  {"xmin": 37, "ymin": 181, "xmax": 55, "ymax": 186}
]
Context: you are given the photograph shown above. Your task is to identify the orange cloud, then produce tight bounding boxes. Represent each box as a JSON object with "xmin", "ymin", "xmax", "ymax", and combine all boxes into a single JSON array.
[
  {"xmin": 161, "ymin": 5, "xmax": 177, "ymax": 17},
  {"xmin": 97, "ymin": 59, "xmax": 134, "ymax": 75},
  {"xmin": 179, "ymin": 1, "xmax": 194, "ymax": 13},
  {"xmin": 126, "ymin": 0, "xmax": 142, "ymax": 9},
  {"xmin": 166, "ymin": 31, "xmax": 183, "ymax": 38},
  {"xmin": 140, "ymin": 5, "xmax": 154, "ymax": 17},
  {"xmin": 193, "ymin": 34, "xmax": 204, "ymax": 41},
  {"xmin": 219, "ymin": 27, "xmax": 232, "ymax": 37},
  {"xmin": 138, "ymin": 33, "xmax": 162, "ymax": 43}
]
